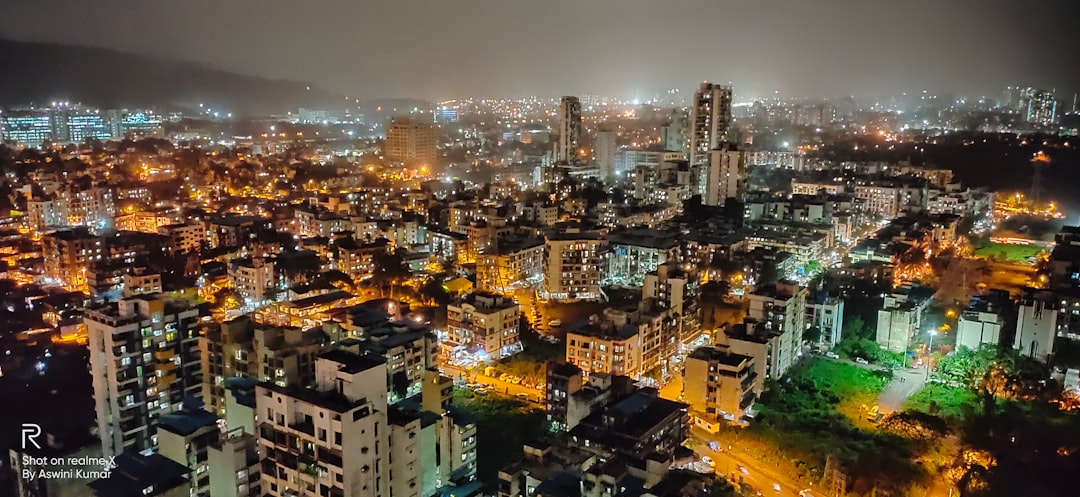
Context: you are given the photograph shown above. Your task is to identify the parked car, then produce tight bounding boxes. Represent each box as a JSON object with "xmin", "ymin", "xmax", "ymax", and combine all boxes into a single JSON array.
[
  {"xmin": 772, "ymin": 483, "xmax": 782, "ymax": 492},
  {"xmin": 825, "ymin": 351, "xmax": 840, "ymax": 359},
  {"xmin": 701, "ymin": 456, "xmax": 716, "ymax": 467},
  {"xmin": 855, "ymin": 357, "xmax": 869, "ymax": 365},
  {"xmin": 515, "ymin": 393, "xmax": 530, "ymax": 400},
  {"xmin": 548, "ymin": 319, "xmax": 562, "ymax": 327}
]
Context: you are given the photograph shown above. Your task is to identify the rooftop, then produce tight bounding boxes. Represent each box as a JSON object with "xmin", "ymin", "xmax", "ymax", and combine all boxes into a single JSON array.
[
  {"xmin": 319, "ymin": 349, "xmax": 386, "ymax": 374},
  {"xmin": 87, "ymin": 453, "xmax": 189, "ymax": 497},
  {"xmin": 688, "ymin": 346, "xmax": 752, "ymax": 368},
  {"xmin": 157, "ymin": 406, "xmax": 219, "ymax": 436}
]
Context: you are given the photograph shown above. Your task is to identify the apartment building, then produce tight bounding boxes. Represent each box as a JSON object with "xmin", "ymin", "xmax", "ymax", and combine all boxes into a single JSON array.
[
  {"xmin": 85, "ymin": 294, "xmax": 202, "ymax": 457},
  {"xmin": 445, "ymin": 291, "xmax": 522, "ymax": 362},
  {"xmin": 157, "ymin": 407, "xmax": 221, "ymax": 497},
  {"xmin": 200, "ymin": 315, "xmax": 329, "ymax": 415},
  {"xmin": 544, "ymin": 227, "xmax": 602, "ymax": 301},
  {"xmin": 42, "ymin": 227, "xmax": 102, "ymax": 289},
  {"xmin": 228, "ymin": 257, "xmax": 276, "ymax": 303},
  {"xmin": 158, "ymin": 222, "xmax": 206, "ymax": 254},
  {"xmin": 682, "ymin": 345, "xmax": 757, "ymax": 430},
  {"xmin": 256, "ymin": 351, "xmax": 389, "ymax": 497},
  {"xmin": 876, "ymin": 291, "xmax": 930, "ymax": 353},
  {"xmin": 477, "ymin": 235, "xmax": 545, "ymax": 293},
  {"xmin": 207, "ymin": 430, "xmax": 262, "ymax": 497}
]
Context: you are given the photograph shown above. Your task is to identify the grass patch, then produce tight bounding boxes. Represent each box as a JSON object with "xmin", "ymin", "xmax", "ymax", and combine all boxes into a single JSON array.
[
  {"xmin": 731, "ymin": 359, "xmax": 924, "ymax": 492},
  {"xmin": 973, "ymin": 242, "xmax": 1042, "ymax": 262},
  {"xmin": 453, "ymin": 391, "xmax": 548, "ymax": 486},
  {"xmin": 905, "ymin": 383, "xmax": 979, "ymax": 421}
]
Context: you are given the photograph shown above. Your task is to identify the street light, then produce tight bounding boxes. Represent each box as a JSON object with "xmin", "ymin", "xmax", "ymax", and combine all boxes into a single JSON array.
[{"xmin": 926, "ymin": 330, "xmax": 937, "ymax": 381}]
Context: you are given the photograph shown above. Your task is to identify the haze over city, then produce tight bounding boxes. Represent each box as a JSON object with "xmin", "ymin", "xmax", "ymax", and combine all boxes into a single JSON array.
[
  {"xmin": 3, "ymin": 0, "xmax": 1079, "ymax": 100},
  {"xmin": 2, "ymin": 3, "xmax": 1080, "ymax": 497}
]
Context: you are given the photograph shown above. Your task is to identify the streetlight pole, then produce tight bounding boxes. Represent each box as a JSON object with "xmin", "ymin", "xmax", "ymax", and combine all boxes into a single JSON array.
[{"xmin": 925, "ymin": 330, "xmax": 937, "ymax": 382}]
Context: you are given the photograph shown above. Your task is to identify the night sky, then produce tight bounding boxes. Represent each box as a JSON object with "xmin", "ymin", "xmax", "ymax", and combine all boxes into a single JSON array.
[{"xmin": 1, "ymin": 0, "xmax": 1077, "ymax": 100}]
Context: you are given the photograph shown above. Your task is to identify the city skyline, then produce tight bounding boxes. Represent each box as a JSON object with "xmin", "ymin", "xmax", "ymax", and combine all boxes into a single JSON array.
[{"xmin": 2, "ymin": 0, "xmax": 1078, "ymax": 101}]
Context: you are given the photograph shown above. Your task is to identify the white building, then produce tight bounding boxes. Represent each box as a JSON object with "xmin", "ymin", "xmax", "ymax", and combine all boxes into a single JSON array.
[
  {"xmin": 1014, "ymin": 294, "xmax": 1059, "ymax": 363},
  {"xmin": 806, "ymin": 296, "xmax": 845, "ymax": 348},
  {"xmin": 703, "ymin": 145, "xmax": 747, "ymax": 207},
  {"xmin": 228, "ymin": 257, "xmax": 276, "ymax": 303},
  {"xmin": 689, "ymin": 82, "xmax": 733, "ymax": 172},
  {"xmin": 595, "ymin": 127, "xmax": 618, "ymax": 182},
  {"xmin": 256, "ymin": 351, "xmax": 390, "ymax": 497},
  {"xmin": 158, "ymin": 222, "xmax": 206, "ymax": 254},
  {"xmin": 956, "ymin": 296, "xmax": 1006, "ymax": 351},
  {"xmin": 544, "ymin": 227, "xmax": 602, "ymax": 301},
  {"xmin": 207, "ymin": 430, "xmax": 261, "ymax": 497}
]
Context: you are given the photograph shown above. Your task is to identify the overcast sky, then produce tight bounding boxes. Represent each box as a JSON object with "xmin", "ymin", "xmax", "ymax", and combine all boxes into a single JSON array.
[{"xmin": 2, "ymin": 0, "xmax": 1077, "ymax": 102}]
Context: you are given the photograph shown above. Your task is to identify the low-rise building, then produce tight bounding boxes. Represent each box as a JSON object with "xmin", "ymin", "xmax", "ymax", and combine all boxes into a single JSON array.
[
  {"xmin": 1014, "ymin": 291, "xmax": 1059, "ymax": 363},
  {"xmin": 682, "ymin": 345, "xmax": 757, "ymax": 430},
  {"xmin": 445, "ymin": 291, "xmax": 522, "ymax": 363},
  {"xmin": 876, "ymin": 290, "xmax": 930, "ymax": 353},
  {"xmin": 956, "ymin": 292, "xmax": 1008, "ymax": 351},
  {"xmin": 228, "ymin": 257, "xmax": 276, "ymax": 303}
]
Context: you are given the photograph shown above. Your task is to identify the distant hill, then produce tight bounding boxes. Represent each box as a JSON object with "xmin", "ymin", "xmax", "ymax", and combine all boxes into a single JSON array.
[{"xmin": 0, "ymin": 39, "xmax": 344, "ymax": 116}]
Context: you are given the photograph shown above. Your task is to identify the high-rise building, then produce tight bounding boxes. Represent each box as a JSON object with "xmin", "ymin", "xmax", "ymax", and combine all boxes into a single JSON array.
[
  {"xmin": 207, "ymin": 429, "xmax": 261, "ymax": 497},
  {"xmin": 0, "ymin": 109, "xmax": 54, "ymax": 146},
  {"xmin": 200, "ymin": 315, "xmax": 329, "ymax": 415},
  {"xmin": 157, "ymin": 406, "xmax": 222, "ymax": 497},
  {"xmin": 1, "ymin": 105, "xmax": 114, "ymax": 146},
  {"xmin": 594, "ymin": 126, "xmax": 618, "ymax": 181},
  {"xmin": 661, "ymin": 113, "xmax": 688, "ymax": 154},
  {"xmin": 1025, "ymin": 89, "xmax": 1057, "ymax": 126},
  {"xmin": 85, "ymin": 294, "xmax": 203, "ymax": 457},
  {"xmin": 689, "ymin": 83, "xmax": 733, "ymax": 170},
  {"xmin": 702, "ymin": 145, "xmax": 747, "ymax": 207},
  {"xmin": 253, "ymin": 351, "xmax": 477, "ymax": 497},
  {"xmin": 67, "ymin": 111, "xmax": 112, "ymax": 142},
  {"xmin": 385, "ymin": 116, "xmax": 437, "ymax": 168},
  {"xmin": 256, "ymin": 350, "xmax": 390, "ymax": 497},
  {"xmin": 556, "ymin": 96, "xmax": 582, "ymax": 163},
  {"xmin": 544, "ymin": 226, "xmax": 602, "ymax": 301}
]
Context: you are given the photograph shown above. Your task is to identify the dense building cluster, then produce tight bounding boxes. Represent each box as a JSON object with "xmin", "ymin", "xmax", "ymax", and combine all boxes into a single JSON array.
[{"xmin": 1, "ymin": 80, "xmax": 1078, "ymax": 497}]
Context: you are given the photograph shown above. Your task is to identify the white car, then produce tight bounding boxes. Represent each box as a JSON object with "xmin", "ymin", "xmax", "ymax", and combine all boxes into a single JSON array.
[
  {"xmin": 773, "ymin": 483, "xmax": 782, "ymax": 492},
  {"xmin": 548, "ymin": 319, "xmax": 562, "ymax": 327},
  {"xmin": 701, "ymin": 456, "xmax": 715, "ymax": 467},
  {"xmin": 825, "ymin": 351, "xmax": 840, "ymax": 359},
  {"xmin": 855, "ymin": 357, "xmax": 869, "ymax": 365},
  {"xmin": 738, "ymin": 466, "xmax": 749, "ymax": 475}
]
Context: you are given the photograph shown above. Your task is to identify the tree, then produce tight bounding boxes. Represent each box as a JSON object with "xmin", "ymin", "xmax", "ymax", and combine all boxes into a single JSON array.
[
  {"xmin": 212, "ymin": 287, "xmax": 243, "ymax": 311},
  {"xmin": 391, "ymin": 371, "xmax": 410, "ymax": 400},
  {"xmin": 842, "ymin": 316, "xmax": 873, "ymax": 341},
  {"xmin": 803, "ymin": 326, "xmax": 823, "ymax": 344},
  {"xmin": 372, "ymin": 248, "xmax": 410, "ymax": 298},
  {"xmin": 419, "ymin": 277, "xmax": 451, "ymax": 306}
]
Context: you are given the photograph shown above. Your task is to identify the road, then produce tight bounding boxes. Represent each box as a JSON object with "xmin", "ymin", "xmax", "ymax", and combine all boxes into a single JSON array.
[
  {"xmin": 877, "ymin": 365, "xmax": 928, "ymax": 414},
  {"xmin": 439, "ymin": 363, "xmax": 545, "ymax": 405},
  {"xmin": 690, "ymin": 430, "xmax": 815, "ymax": 497}
]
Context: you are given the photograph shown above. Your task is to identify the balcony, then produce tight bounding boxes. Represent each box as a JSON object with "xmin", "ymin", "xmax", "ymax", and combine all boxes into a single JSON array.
[
  {"xmin": 154, "ymin": 349, "xmax": 175, "ymax": 361},
  {"xmin": 289, "ymin": 419, "xmax": 315, "ymax": 436},
  {"xmin": 158, "ymin": 373, "xmax": 177, "ymax": 387}
]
